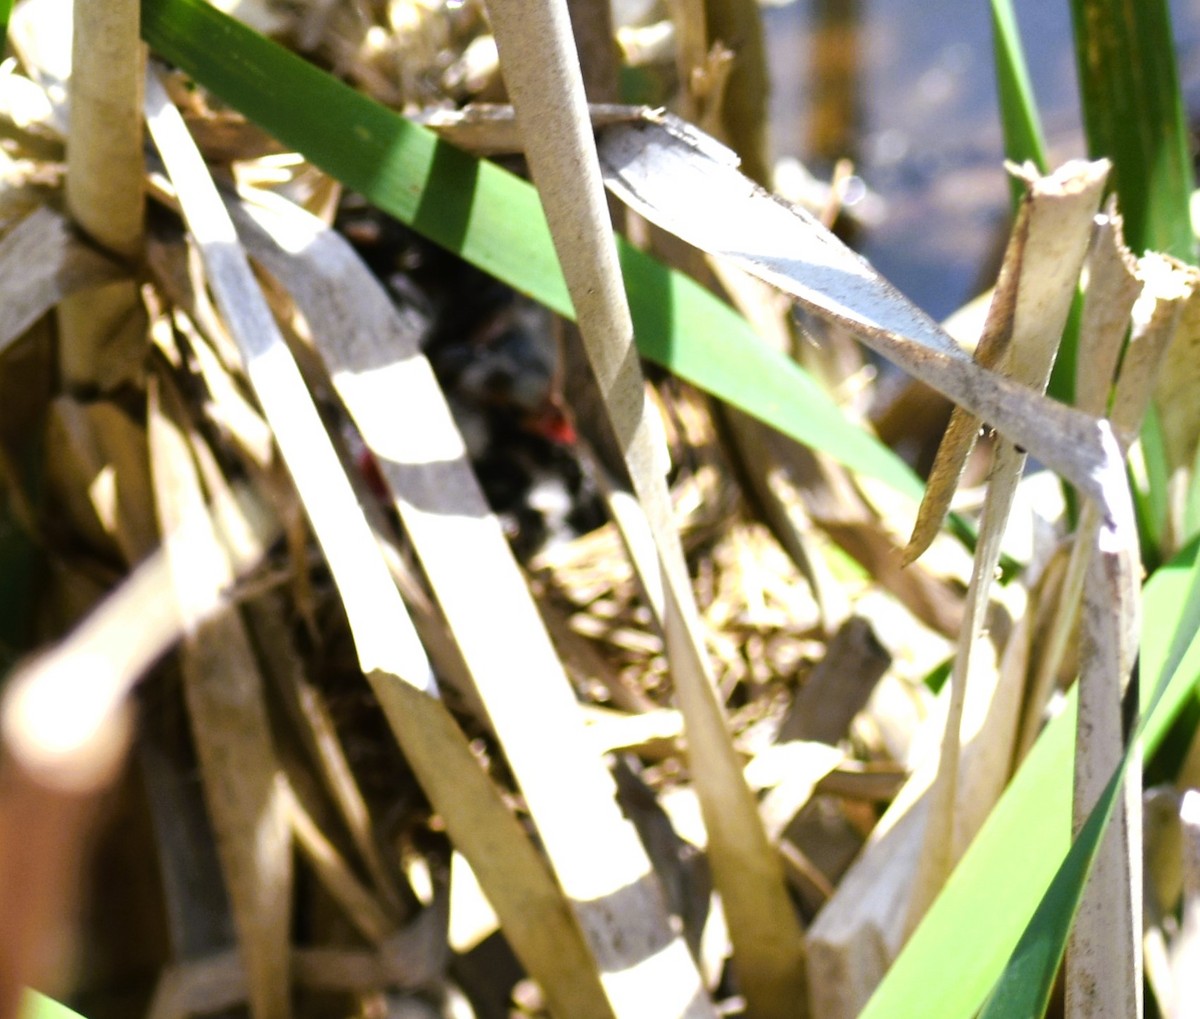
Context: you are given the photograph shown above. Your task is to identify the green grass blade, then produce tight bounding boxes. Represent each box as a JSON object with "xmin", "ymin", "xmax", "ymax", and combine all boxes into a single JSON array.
[
  {"xmin": 974, "ymin": 762, "xmax": 1122, "ymax": 1017},
  {"xmin": 989, "ymin": 0, "xmax": 1048, "ymax": 187},
  {"xmin": 1069, "ymin": 0, "xmax": 1195, "ymax": 562},
  {"xmin": 1069, "ymin": 0, "xmax": 1194, "ymax": 261},
  {"xmin": 0, "ymin": 0, "xmax": 12, "ymax": 52},
  {"xmin": 861, "ymin": 537, "xmax": 1200, "ymax": 1019},
  {"xmin": 139, "ymin": 0, "xmax": 927, "ymax": 507},
  {"xmin": 19, "ymin": 992, "xmax": 86, "ymax": 1019}
]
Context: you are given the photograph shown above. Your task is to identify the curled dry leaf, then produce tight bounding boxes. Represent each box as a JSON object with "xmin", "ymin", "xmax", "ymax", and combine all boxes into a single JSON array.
[
  {"xmin": 904, "ymin": 161, "xmax": 1107, "ymax": 564},
  {"xmin": 907, "ymin": 159, "xmax": 1108, "ymax": 935}
]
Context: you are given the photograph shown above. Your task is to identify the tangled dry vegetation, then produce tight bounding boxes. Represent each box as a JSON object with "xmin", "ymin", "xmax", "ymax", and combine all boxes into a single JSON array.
[{"xmin": 1, "ymin": 1, "xmax": 1198, "ymax": 1019}]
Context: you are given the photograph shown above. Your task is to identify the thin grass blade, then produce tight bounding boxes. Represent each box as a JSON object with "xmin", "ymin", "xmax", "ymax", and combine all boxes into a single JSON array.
[
  {"xmin": 989, "ymin": 0, "xmax": 1048, "ymax": 183},
  {"xmin": 18, "ymin": 993, "xmax": 86, "ymax": 1019}
]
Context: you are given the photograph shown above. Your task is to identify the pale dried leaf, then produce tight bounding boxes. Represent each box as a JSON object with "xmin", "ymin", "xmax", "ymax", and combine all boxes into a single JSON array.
[
  {"xmin": 1155, "ymin": 270, "xmax": 1200, "ymax": 479},
  {"xmin": 244, "ymin": 594, "xmax": 408, "ymax": 919},
  {"xmin": 0, "ymin": 206, "xmax": 124, "ymax": 352},
  {"xmin": 228, "ymin": 185, "xmax": 706, "ymax": 1017},
  {"xmin": 149, "ymin": 375, "xmax": 292, "ymax": 1019},
  {"xmin": 1065, "ymin": 256, "xmax": 1198, "ymax": 1019},
  {"xmin": 597, "ymin": 117, "xmax": 1128, "ymax": 518},
  {"xmin": 1075, "ymin": 202, "xmax": 1141, "ymax": 417},
  {"xmin": 1021, "ymin": 212, "xmax": 1143, "ymax": 750},
  {"xmin": 145, "ymin": 66, "xmax": 618, "ymax": 1019}
]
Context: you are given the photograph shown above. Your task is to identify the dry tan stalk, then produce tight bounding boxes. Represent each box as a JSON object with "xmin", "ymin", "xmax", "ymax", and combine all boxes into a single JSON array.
[
  {"xmin": 1155, "ymin": 274, "xmax": 1200, "ymax": 550},
  {"xmin": 65, "ymin": 0, "xmax": 143, "ymax": 258},
  {"xmin": 1077, "ymin": 204, "xmax": 1143, "ymax": 417},
  {"xmin": 697, "ymin": 0, "xmax": 771, "ymax": 186},
  {"xmin": 665, "ymin": 0, "xmax": 710, "ymax": 124},
  {"xmin": 484, "ymin": 1, "xmax": 805, "ymax": 1014},
  {"xmin": 905, "ymin": 160, "xmax": 1107, "ymax": 936},
  {"xmin": 44, "ymin": 398, "xmax": 158, "ymax": 564},
  {"xmin": 565, "ymin": 0, "xmax": 620, "ymax": 100},
  {"xmin": 1066, "ymin": 256, "xmax": 1199, "ymax": 1019},
  {"xmin": 144, "ymin": 69, "xmax": 619, "ymax": 1019},
  {"xmin": 149, "ymin": 375, "xmax": 293, "ymax": 1019},
  {"xmin": 58, "ymin": 0, "xmax": 145, "ymax": 389}
]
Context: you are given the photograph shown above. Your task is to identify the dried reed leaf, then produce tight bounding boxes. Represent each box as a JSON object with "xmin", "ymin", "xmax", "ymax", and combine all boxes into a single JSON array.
[
  {"xmin": 1020, "ymin": 208, "xmax": 1142, "ymax": 753},
  {"xmin": 597, "ymin": 118, "xmax": 1129, "ymax": 520},
  {"xmin": 228, "ymin": 185, "xmax": 707, "ymax": 1018},
  {"xmin": 768, "ymin": 441, "xmax": 963, "ymax": 638},
  {"xmin": 0, "ymin": 206, "xmax": 123, "ymax": 353},
  {"xmin": 1155, "ymin": 288, "xmax": 1200, "ymax": 531},
  {"xmin": 806, "ymin": 591, "xmax": 1032, "ymax": 1019},
  {"xmin": 148, "ymin": 374, "xmax": 292, "ymax": 1019},
  {"xmin": 178, "ymin": 311, "xmax": 275, "ymax": 469},
  {"xmin": 1075, "ymin": 203, "xmax": 1142, "ymax": 418},
  {"xmin": 908, "ymin": 161, "xmax": 1108, "ymax": 931},
  {"xmin": 485, "ymin": 4, "xmax": 804, "ymax": 1013},
  {"xmin": 144, "ymin": 66, "xmax": 434, "ymax": 691},
  {"xmin": 279, "ymin": 778, "xmax": 393, "ymax": 945},
  {"xmin": 144, "ymin": 66, "xmax": 620, "ymax": 1019},
  {"xmin": 777, "ymin": 616, "xmax": 890, "ymax": 745}
]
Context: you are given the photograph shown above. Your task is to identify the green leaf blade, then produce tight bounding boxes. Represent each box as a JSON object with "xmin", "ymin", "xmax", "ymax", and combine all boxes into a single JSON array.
[{"xmin": 1069, "ymin": 0, "xmax": 1194, "ymax": 260}]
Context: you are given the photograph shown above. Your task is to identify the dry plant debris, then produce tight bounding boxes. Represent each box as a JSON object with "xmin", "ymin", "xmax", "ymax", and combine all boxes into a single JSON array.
[{"xmin": 0, "ymin": 1, "xmax": 1191, "ymax": 1018}]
